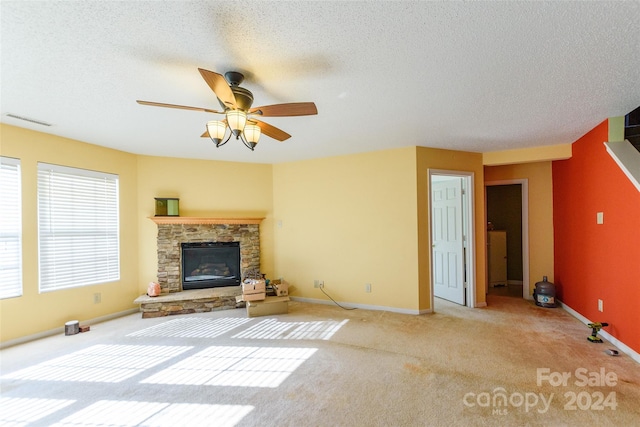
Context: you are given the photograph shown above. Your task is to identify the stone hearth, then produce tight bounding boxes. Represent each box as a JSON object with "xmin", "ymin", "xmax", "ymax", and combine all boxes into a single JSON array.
[{"xmin": 133, "ymin": 287, "xmax": 241, "ymax": 318}]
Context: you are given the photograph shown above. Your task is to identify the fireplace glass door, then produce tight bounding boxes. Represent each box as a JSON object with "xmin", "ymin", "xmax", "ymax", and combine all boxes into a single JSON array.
[{"xmin": 181, "ymin": 242, "xmax": 241, "ymax": 289}]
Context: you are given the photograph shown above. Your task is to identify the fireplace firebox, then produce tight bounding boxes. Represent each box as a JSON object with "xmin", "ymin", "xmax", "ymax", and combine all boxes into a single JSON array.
[{"xmin": 181, "ymin": 242, "xmax": 241, "ymax": 289}]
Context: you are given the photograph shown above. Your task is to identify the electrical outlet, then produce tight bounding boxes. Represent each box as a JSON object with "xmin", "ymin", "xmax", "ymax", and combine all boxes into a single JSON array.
[
  {"xmin": 314, "ymin": 280, "xmax": 324, "ymax": 288},
  {"xmin": 598, "ymin": 299, "xmax": 603, "ymax": 312},
  {"xmin": 94, "ymin": 293, "xmax": 101, "ymax": 304},
  {"xmin": 365, "ymin": 283, "xmax": 371, "ymax": 293}
]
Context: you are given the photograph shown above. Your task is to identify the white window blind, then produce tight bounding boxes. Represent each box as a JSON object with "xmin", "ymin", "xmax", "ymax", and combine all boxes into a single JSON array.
[
  {"xmin": 0, "ymin": 157, "xmax": 23, "ymax": 299},
  {"xmin": 38, "ymin": 163, "xmax": 120, "ymax": 291}
]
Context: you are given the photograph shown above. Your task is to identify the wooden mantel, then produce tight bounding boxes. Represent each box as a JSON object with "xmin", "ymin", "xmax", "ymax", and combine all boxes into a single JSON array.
[{"xmin": 149, "ymin": 217, "xmax": 264, "ymax": 225}]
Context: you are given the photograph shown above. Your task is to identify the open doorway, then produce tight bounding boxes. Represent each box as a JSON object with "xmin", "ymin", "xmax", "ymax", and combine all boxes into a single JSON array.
[
  {"xmin": 429, "ymin": 169, "xmax": 476, "ymax": 310},
  {"xmin": 485, "ymin": 179, "xmax": 530, "ymax": 299}
]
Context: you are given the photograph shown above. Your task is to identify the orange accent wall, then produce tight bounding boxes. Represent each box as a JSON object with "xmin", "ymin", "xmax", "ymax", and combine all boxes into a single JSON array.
[{"xmin": 553, "ymin": 120, "xmax": 640, "ymax": 354}]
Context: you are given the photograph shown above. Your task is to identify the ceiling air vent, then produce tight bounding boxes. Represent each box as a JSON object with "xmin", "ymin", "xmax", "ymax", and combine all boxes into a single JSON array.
[{"xmin": 5, "ymin": 113, "xmax": 52, "ymax": 127}]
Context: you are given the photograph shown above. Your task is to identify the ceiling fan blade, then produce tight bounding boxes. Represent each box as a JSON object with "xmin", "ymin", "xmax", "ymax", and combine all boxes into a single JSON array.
[
  {"xmin": 249, "ymin": 102, "xmax": 317, "ymax": 117},
  {"xmin": 198, "ymin": 68, "xmax": 237, "ymax": 109},
  {"xmin": 137, "ymin": 100, "xmax": 223, "ymax": 114},
  {"xmin": 249, "ymin": 119, "xmax": 291, "ymax": 141}
]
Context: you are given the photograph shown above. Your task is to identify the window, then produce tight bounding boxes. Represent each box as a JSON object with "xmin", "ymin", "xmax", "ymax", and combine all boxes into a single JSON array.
[
  {"xmin": 38, "ymin": 163, "xmax": 120, "ymax": 291},
  {"xmin": 0, "ymin": 157, "xmax": 22, "ymax": 299}
]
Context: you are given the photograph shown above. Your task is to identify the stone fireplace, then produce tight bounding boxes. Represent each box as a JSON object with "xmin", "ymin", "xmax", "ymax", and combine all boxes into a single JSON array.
[{"xmin": 151, "ymin": 217, "xmax": 263, "ymax": 293}]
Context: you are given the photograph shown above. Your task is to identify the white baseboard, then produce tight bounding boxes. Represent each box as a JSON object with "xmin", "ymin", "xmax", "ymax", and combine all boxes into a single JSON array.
[
  {"xmin": 558, "ymin": 300, "xmax": 640, "ymax": 364},
  {"xmin": 0, "ymin": 308, "xmax": 139, "ymax": 349},
  {"xmin": 290, "ymin": 295, "xmax": 486, "ymax": 313},
  {"xmin": 290, "ymin": 296, "xmax": 423, "ymax": 315},
  {"xmin": 86, "ymin": 308, "xmax": 140, "ymax": 325}
]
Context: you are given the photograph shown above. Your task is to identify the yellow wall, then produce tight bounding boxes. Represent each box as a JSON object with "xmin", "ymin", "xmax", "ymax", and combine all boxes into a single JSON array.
[
  {"xmin": 136, "ymin": 155, "xmax": 274, "ymax": 293},
  {"xmin": 484, "ymin": 162, "xmax": 555, "ymax": 296},
  {"xmin": 272, "ymin": 147, "xmax": 421, "ymax": 312},
  {"xmin": 1, "ymin": 121, "xmax": 536, "ymax": 343},
  {"xmin": 483, "ymin": 144, "xmax": 572, "ymax": 166},
  {"xmin": 416, "ymin": 147, "xmax": 486, "ymax": 311},
  {"xmin": 0, "ymin": 124, "xmax": 139, "ymax": 343}
]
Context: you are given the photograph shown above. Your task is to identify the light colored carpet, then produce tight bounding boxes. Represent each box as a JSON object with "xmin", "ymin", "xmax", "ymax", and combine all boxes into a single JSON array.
[{"xmin": 1, "ymin": 295, "xmax": 639, "ymax": 426}]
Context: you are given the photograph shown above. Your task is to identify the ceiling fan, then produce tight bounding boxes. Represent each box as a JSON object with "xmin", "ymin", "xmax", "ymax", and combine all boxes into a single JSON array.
[{"xmin": 137, "ymin": 68, "xmax": 318, "ymax": 150}]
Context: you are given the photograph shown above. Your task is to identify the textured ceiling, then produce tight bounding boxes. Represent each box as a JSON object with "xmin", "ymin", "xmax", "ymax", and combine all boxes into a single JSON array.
[{"xmin": 1, "ymin": 1, "xmax": 639, "ymax": 164}]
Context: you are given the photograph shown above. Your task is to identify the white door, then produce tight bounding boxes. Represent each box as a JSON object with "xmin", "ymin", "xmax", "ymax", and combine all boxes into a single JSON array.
[{"xmin": 432, "ymin": 178, "xmax": 466, "ymax": 305}]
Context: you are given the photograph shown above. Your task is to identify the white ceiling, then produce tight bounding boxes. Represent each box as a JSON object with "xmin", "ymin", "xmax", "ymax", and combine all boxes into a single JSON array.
[{"xmin": 1, "ymin": 1, "xmax": 639, "ymax": 164}]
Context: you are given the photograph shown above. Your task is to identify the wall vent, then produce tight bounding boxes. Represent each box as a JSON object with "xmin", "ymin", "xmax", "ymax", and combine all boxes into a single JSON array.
[{"xmin": 5, "ymin": 113, "xmax": 52, "ymax": 127}]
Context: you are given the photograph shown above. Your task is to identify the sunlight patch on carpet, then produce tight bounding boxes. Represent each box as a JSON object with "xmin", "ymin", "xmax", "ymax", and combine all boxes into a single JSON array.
[
  {"xmin": 231, "ymin": 318, "xmax": 349, "ymax": 340},
  {"xmin": 141, "ymin": 346, "xmax": 318, "ymax": 388},
  {"xmin": 0, "ymin": 397, "xmax": 75, "ymax": 426},
  {"xmin": 127, "ymin": 317, "xmax": 252, "ymax": 338},
  {"xmin": 48, "ymin": 400, "xmax": 253, "ymax": 427},
  {"xmin": 2, "ymin": 345, "xmax": 192, "ymax": 383}
]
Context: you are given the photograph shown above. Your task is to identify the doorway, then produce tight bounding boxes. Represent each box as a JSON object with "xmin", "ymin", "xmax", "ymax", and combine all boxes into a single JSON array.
[
  {"xmin": 429, "ymin": 169, "xmax": 476, "ymax": 309},
  {"xmin": 485, "ymin": 179, "xmax": 530, "ymax": 299}
]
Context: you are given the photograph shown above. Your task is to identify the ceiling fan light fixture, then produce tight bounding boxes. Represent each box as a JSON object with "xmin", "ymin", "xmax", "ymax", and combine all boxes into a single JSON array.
[
  {"xmin": 243, "ymin": 124, "xmax": 261, "ymax": 145},
  {"xmin": 137, "ymin": 68, "xmax": 317, "ymax": 152},
  {"xmin": 207, "ymin": 120, "xmax": 231, "ymax": 147},
  {"xmin": 226, "ymin": 110, "xmax": 247, "ymax": 137},
  {"xmin": 206, "ymin": 120, "xmax": 227, "ymax": 146}
]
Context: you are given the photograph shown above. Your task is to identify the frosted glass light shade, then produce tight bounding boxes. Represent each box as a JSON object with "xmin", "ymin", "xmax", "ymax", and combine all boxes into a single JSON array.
[
  {"xmin": 226, "ymin": 110, "xmax": 247, "ymax": 136},
  {"xmin": 243, "ymin": 124, "xmax": 261, "ymax": 145},
  {"xmin": 206, "ymin": 120, "xmax": 227, "ymax": 145}
]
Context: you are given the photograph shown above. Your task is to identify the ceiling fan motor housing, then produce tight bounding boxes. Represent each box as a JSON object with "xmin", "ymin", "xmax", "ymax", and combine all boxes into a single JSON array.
[
  {"xmin": 220, "ymin": 71, "xmax": 254, "ymax": 111},
  {"xmin": 221, "ymin": 86, "xmax": 253, "ymax": 112}
]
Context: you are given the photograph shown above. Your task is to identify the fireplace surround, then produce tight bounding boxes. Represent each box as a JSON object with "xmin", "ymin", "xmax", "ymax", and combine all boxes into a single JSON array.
[{"xmin": 150, "ymin": 217, "xmax": 263, "ymax": 293}]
